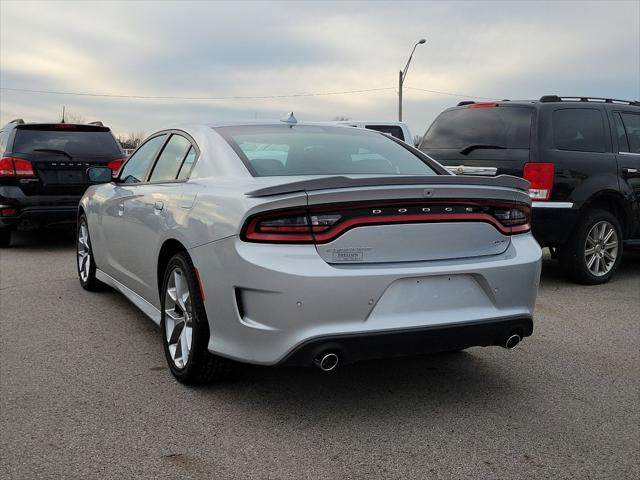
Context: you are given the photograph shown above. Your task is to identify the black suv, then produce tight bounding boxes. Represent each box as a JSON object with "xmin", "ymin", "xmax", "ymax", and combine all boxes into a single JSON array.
[
  {"xmin": 419, "ymin": 95, "xmax": 640, "ymax": 284},
  {"xmin": 0, "ymin": 119, "xmax": 124, "ymax": 246}
]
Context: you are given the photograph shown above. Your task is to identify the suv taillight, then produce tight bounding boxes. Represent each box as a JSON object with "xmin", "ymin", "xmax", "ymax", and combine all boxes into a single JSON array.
[
  {"xmin": 523, "ymin": 162, "xmax": 554, "ymax": 200},
  {"xmin": 107, "ymin": 158, "xmax": 125, "ymax": 173},
  {"xmin": 0, "ymin": 157, "xmax": 35, "ymax": 177}
]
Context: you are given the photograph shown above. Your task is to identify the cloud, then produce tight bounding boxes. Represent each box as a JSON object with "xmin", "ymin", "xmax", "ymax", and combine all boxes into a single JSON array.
[{"xmin": 1, "ymin": 0, "xmax": 638, "ymax": 138}]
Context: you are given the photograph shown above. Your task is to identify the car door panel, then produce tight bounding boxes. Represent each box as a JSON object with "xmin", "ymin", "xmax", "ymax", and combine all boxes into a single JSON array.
[{"xmin": 613, "ymin": 111, "xmax": 640, "ymax": 237}]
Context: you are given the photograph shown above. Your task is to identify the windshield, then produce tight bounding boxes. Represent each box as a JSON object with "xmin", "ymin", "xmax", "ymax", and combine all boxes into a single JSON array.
[
  {"xmin": 217, "ymin": 125, "xmax": 437, "ymax": 177},
  {"xmin": 422, "ymin": 106, "xmax": 533, "ymax": 149},
  {"xmin": 13, "ymin": 126, "xmax": 121, "ymax": 157}
]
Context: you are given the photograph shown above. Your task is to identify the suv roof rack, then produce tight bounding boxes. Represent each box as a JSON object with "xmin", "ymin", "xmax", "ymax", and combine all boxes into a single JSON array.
[
  {"xmin": 7, "ymin": 118, "xmax": 25, "ymax": 125},
  {"xmin": 539, "ymin": 95, "xmax": 640, "ymax": 106},
  {"xmin": 88, "ymin": 121, "xmax": 104, "ymax": 126},
  {"xmin": 457, "ymin": 101, "xmax": 475, "ymax": 106}
]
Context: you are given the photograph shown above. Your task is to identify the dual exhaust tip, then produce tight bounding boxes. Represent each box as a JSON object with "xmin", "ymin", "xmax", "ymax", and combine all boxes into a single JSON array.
[
  {"xmin": 314, "ymin": 352, "xmax": 339, "ymax": 372},
  {"xmin": 504, "ymin": 333, "xmax": 521, "ymax": 350},
  {"xmin": 314, "ymin": 333, "xmax": 521, "ymax": 371}
]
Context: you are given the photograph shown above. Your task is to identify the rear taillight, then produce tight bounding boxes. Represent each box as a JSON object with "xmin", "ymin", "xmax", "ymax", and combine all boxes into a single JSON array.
[
  {"xmin": 242, "ymin": 201, "xmax": 531, "ymax": 244},
  {"xmin": 0, "ymin": 157, "xmax": 35, "ymax": 177},
  {"xmin": 243, "ymin": 210, "xmax": 343, "ymax": 243},
  {"xmin": 523, "ymin": 162, "xmax": 554, "ymax": 200},
  {"xmin": 107, "ymin": 158, "xmax": 125, "ymax": 173}
]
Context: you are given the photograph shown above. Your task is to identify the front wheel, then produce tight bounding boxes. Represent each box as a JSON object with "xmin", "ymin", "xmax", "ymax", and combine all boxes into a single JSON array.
[
  {"xmin": 560, "ymin": 209, "xmax": 623, "ymax": 285},
  {"xmin": 160, "ymin": 252, "xmax": 233, "ymax": 385}
]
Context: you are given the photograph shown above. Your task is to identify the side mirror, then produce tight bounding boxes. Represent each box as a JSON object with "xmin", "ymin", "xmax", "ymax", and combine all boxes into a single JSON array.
[{"xmin": 87, "ymin": 166, "xmax": 113, "ymax": 183}]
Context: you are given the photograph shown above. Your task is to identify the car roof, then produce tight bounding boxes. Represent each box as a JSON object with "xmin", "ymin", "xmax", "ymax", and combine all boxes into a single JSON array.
[{"xmin": 178, "ymin": 121, "xmax": 395, "ymax": 130}]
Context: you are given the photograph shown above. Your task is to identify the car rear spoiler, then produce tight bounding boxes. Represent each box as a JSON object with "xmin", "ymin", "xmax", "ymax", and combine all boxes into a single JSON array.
[{"xmin": 246, "ymin": 175, "xmax": 530, "ymax": 197}]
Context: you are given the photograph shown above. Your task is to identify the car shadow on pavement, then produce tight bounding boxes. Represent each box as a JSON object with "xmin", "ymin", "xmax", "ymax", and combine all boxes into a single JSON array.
[
  {"xmin": 198, "ymin": 350, "xmax": 519, "ymax": 420},
  {"xmin": 538, "ymin": 247, "xmax": 640, "ymax": 284},
  {"xmin": 4, "ymin": 228, "xmax": 76, "ymax": 250}
]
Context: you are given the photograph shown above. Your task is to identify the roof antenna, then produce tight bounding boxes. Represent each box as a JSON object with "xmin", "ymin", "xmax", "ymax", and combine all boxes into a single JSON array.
[
  {"xmin": 61, "ymin": 105, "xmax": 66, "ymax": 123},
  {"xmin": 280, "ymin": 112, "xmax": 297, "ymax": 125}
]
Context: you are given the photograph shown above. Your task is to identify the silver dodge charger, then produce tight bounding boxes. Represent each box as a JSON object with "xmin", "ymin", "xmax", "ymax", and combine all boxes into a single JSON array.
[{"xmin": 78, "ymin": 118, "xmax": 542, "ymax": 384}]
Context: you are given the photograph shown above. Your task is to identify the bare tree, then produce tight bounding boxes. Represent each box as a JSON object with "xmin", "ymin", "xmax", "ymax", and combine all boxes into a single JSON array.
[
  {"xmin": 64, "ymin": 110, "xmax": 85, "ymax": 124},
  {"xmin": 117, "ymin": 131, "xmax": 146, "ymax": 150}
]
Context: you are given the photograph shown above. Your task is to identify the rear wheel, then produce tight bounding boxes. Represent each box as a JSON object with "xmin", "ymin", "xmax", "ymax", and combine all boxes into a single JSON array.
[
  {"xmin": 160, "ymin": 252, "xmax": 233, "ymax": 385},
  {"xmin": 560, "ymin": 209, "xmax": 622, "ymax": 285},
  {"xmin": 0, "ymin": 228, "xmax": 11, "ymax": 248},
  {"xmin": 77, "ymin": 214, "xmax": 102, "ymax": 291}
]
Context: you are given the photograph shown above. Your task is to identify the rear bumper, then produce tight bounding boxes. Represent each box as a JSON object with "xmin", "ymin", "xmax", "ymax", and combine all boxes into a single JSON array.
[
  {"xmin": 531, "ymin": 202, "xmax": 579, "ymax": 247},
  {"xmin": 189, "ymin": 233, "xmax": 542, "ymax": 366},
  {"xmin": 280, "ymin": 316, "xmax": 533, "ymax": 366},
  {"xmin": 0, "ymin": 186, "xmax": 80, "ymax": 228}
]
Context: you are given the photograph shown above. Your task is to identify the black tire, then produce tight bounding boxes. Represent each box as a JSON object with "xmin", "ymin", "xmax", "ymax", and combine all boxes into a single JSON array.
[
  {"xmin": 77, "ymin": 214, "xmax": 103, "ymax": 291},
  {"xmin": 160, "ymin": 252, "xmax": 234, "ymax": 385},
  {"xmin": 0, "ymin": 228, "xmax": 11, "ymax": 248},
  {"xmin": 559, "ymin": 209, "xmax": 623, "ymax": 285}
]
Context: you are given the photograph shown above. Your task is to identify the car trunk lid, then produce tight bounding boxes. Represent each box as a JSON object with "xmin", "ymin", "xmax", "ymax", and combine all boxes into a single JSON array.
[{"xmin": 245, "ymin": 175, "xmax": 531, "ymax": 265}]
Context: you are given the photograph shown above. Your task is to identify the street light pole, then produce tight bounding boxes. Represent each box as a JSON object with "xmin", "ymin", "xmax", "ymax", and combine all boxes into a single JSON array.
[{"xmin": 398, "ymin": 38, "xmax": 426, "ymax": 121}]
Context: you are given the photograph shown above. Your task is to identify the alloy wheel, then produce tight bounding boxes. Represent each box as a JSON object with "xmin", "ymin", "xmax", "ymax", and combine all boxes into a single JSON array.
[
  {"xmin": 584, "ymin": 220, "xmax": 618, "ymax": 277},
  {"xmin": 77, "ymin": 222, "xmax": 91, "ymax": 282},
  {"xmin": 164, "ymin": 267, "xmax": 193, "ymax": 369}
]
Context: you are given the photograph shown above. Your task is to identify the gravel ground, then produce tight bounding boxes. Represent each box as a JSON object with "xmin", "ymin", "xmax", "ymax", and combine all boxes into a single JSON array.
[{"xmin": 1, "ymin": 229, "xmax": 638, "ymax": 479}]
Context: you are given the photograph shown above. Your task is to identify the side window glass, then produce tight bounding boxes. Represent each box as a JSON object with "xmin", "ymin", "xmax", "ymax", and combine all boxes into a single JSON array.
[
  {"xmin": 149, "ymin": 134, "xmax": 192, "ymax": 182},
  {"xmin": 0, "ymin": 131, "xmax": 7, "ymax": 153},
  {"xmin": 119, "ymin": 135, "xmax": 166, "ymax": 184},
  {"xmin": 177, "ymin": 146, "xmax": 197, "ymax": 180},
  {"xmin": 552, "ymin": 109, "xmax": 605, "ymax": 153},
  {"xmin": 614, "ymin": 113, "xmax": 629, "ymax": 152},
  {"xmin": 620, "ymin": 113, "xmax": 640, "ymax": 154}
]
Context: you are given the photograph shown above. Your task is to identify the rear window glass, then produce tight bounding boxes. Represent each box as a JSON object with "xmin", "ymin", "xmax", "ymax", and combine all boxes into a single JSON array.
[
  {"xmin": 422, "ymin": 106, "xmax": 533, "ymax": 149},
  {"xmin": 12, "ymin": 127, "xmax": 121, "ymax": 157},
  {"xmin": 553, "ymin": 109, "xmax": 605, "ymax": 153},
  {"xmin": 216, "ymin": 125, "xmax": 437, "ymax": 177}
]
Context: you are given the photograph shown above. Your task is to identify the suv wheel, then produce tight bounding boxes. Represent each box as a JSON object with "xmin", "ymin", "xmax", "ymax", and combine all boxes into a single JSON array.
[
  {"xmin": 77, "ymin": 214, "xmax": 102, "ymax": 291},
  {"xmin": 560, "ymin": 209, "xmax": 623, "ymax": 285},
  {"xmin": 0, "ymin": 228, "xmax": 11, "ymax": 248},
  {"xmin": 160, "ymin": 252, "xmax": 234, "ymax": 385}
]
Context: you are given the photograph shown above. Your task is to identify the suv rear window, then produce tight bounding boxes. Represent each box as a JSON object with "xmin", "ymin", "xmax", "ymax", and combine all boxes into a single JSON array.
[
  {"xmin": 12, "ymin": 125, "xmax": 121, "ymax": 157},
  {"xmin": 422, "ymin": 106, "xmax": 533, "ymax": 149},
  {"xmin": 217, "ymin": 125, "xmax": 436, "ymax": 177}
]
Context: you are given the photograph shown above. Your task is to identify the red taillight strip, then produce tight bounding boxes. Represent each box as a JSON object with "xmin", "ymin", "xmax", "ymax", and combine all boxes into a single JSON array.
[{"xmin": 311, "ymin": 213, "xmax": 527, "ymax": 243}]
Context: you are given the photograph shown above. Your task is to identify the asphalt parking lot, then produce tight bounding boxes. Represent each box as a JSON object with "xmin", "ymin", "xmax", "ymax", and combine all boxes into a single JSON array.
[{"xmin": 1, "ymin": 229, "xmax": 638, "ymax": 480}]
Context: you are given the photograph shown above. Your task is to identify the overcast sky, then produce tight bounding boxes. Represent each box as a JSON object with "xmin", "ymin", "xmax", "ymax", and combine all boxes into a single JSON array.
[{"xmin": 1, "ymin": 0, "xmax": 639, "ymax": 139}]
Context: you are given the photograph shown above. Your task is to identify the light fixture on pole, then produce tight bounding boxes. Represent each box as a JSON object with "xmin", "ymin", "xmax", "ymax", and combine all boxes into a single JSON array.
[{"xmin": 398, "ymin": 38, "xmax": 426, "ymax": 121}]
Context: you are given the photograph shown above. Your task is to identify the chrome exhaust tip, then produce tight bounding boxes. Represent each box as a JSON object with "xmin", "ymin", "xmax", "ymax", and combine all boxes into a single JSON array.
[
  {"xmin": 504, "ymin": 334, "xmax": 521, "ymax": 350},
  {"xmin": 314, "ymin": 352, "xmax": 339, "ymax": 372}
]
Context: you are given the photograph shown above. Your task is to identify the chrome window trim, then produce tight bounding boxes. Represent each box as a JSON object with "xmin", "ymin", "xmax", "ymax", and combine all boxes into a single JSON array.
[
  {"xmin": 445, "ymin": 165, "xmax": 498, "ymax": 176},
  {"xmin": 618, "ymin": 151, "xmax": 640, "ymax": 156},
  {"xmin": 532, "ymin": 201, "xmax": 574, "ymax": 209}
]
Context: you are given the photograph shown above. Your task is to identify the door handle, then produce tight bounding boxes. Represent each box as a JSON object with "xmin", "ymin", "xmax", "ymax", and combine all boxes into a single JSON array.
[
  {"xmin": 622, "ymin": 167, "xmax": 638, "ymax": 175},
  {"xmin": 117, "ymin": 203, "xmax": 124, "ymax": 216},
  {"xmin": 154, "ymin": 201, "xmax": 164, "ymax": 211}
]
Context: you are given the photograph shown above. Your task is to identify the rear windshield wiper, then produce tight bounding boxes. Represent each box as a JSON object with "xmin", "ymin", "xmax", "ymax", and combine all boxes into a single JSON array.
[
  {"xmin": 459, "ymin": 144, "xmax": 506, "ymax": 155},
  {"xmin": 32, "ymin": 148, "xmax": 73, "ymax": 160}
]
